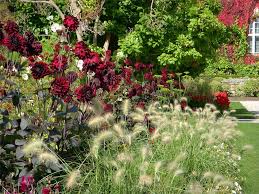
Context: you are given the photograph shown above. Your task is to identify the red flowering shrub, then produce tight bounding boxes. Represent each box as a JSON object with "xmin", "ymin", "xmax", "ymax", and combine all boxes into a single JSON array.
[
  {"xmin": 64, "ymin": 15, "xmax": 79, "ymax": 31},
  {"xmin": 30, "ymin": 61, "xmax": 51, "ymax": 79},
  {"xmin": 214, "ymin": 91, "xmax": 230, "ymax": 110},
  {"xmin": 50, "ymin": 77, "xmax": 70, "ymax": 98},
  {"xmin": 128, "ymin": 83, "xmax": 143, "ymax": 98},
  {"xmin": 102, "ymin": 70, "xmax": 121, "ymax": 92}
]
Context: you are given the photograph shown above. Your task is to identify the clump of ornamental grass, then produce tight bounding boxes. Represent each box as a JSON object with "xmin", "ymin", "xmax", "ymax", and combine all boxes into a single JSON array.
[{"xmin": 26, "ymin": 100, "xmax": 242, "ymax": 194}]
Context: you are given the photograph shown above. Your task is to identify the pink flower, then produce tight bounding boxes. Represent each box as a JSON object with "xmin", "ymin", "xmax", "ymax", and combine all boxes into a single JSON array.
[
  {"xmin": 41, "ymin": 187, "xmax": 51, "ymax": 194},
  {"xmin": 63, "ymin": 15, "xmax": 79, "ymax": 31},
  {"xmin": 20, "ymin": 176, "xmax": 28, "ymax": 192}
]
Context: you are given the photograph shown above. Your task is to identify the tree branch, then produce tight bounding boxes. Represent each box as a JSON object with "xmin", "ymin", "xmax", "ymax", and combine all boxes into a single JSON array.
[
  {"xmin": 150, "ymin": 0, "xmax": 154, "ymax": 15},
  {"xmin": 20, "ymin": 0, "xmax": 64, "ymax": 20}
]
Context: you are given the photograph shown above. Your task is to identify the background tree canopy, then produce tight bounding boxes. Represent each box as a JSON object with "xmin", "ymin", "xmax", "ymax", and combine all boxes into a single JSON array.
[{"xmin": 1, "ymin": 0, "xmax": 246, "ymax": 73}]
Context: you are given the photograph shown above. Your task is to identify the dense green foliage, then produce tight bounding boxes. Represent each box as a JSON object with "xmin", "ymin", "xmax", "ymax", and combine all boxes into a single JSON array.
[
  {"xmin": 203, "ymin": 58, "xmax": 259, "ymax": 77},
  {"xmin": 118, "ymin": 0, "xmax": 229, "ymax": 71}
]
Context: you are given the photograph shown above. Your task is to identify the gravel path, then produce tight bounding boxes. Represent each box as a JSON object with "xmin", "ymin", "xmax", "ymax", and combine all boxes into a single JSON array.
[
  {"xmin": 240, "ymin": 101, "xmax": 259, "ymax": 117},
  {"xmin": 233, "ymin": 101, "xmax": 259, "ymax": 123}
]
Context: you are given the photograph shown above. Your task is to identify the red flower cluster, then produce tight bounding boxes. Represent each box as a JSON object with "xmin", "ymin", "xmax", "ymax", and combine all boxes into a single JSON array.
[
  {"xmin": 20, "ymin": 176, "xmax": 34, "ymax": 193},
  {"xmin": 64, "ymin": 15, "xmax": 79, "ymax": 31},
  {"xmin": 75, "ymin": 84, "xmax": 96, "ymax": 102},
  {"xmin": 144, "ymin": 72, "xmax": 154, "ymax": 81},
  {"xmin": 214, "ymin": 91, "xmax": 230, "ymax": 109},
  {"xmin": 83, "ymin": 52, "xmax": 100, "ymax": 72},
  {"xmin": 3, "ymin": 33, "xmax": 25, "ymax": 52},
  {"xmin": 30, "ymin": 61, "xmax": 51, "ymax": 79},
  {"xmin": 122, "ymin": 67, "xmax": 133, "ymax": 84},
  {"xmin": 74, "ymin": 41, "xmax": 90, "ymax": 59},
  {"xmin": 134, "ymin": 63, "xmax": 153, "ymax": 71},
  {"xmin": 128, "ymin": 83, "xmax": 143, "ymax": 98},
  {"xmin": 50, "ymin": 77, "xmax": 70, "ymax": 98},
  {"xmin": 1, "ymin": 21, "xmax": 42, "ymax": 56},
  {"xmin": 51, "ymin": 55, "xmax": 68, "ymax": 72}
]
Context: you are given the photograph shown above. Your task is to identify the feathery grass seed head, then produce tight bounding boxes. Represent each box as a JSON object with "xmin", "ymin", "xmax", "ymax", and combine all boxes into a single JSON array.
[
  {"xmin": 23, "ymin": 139, "xmax": 44, "ymax": 156},
  {"xmin": 139, "ymin": 175, "xmax": 153, "ymax": 186},
  {"xmin": 38, "ymin": 152, "xmax": 59, "ymax": 165},
  {"xmin": 66, "ymin": 170, "xmax": 80, "ymax": 189}
]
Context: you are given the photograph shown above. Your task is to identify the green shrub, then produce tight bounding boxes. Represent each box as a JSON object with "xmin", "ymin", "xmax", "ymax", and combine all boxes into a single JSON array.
[
  {"xmin": 203, "ymin": 58, "xmax": 259, "ymax": 78},
  {"xmin": 237, "ymin": 79, "xmax": 259, "ymax": 97}
]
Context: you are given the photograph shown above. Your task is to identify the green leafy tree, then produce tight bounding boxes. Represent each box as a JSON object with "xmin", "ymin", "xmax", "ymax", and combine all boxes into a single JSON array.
[{"xmin": 118, "ymin": 0, "xmax": 230, "ymax": 72}]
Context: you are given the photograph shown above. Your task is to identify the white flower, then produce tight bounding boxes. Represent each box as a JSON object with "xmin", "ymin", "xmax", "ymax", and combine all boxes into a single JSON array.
[
  {"xmin": 44, "ymin": 28, "xmax": 48, "ymax": 35},
  {"xmin": 76, "ymin": 60, "xmax": 84, "ymax": 70},
  {"xmin": 22, "ymin": 74, "xmax": 28, "ymax": 81},
  {"xmin": 46, "ymin": 15, "xmax": 54, "ymax": 20},
  {"xmin": 51, "ymin": 23, "xmax": 64, "ymax": 32},
  {"xmin": 26, "ymin": 67, "xmax": 31, "ymax": 73}
]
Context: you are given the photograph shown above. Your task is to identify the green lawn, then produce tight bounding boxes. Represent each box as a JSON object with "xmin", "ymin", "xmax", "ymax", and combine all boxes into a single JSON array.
[
  {"xmin": 237, "ymin": 123, "xmax": 259, "ymax": 194},
  {"xmin": 230, "ymin": 102, "xmax": 255, "ymax": 119}
]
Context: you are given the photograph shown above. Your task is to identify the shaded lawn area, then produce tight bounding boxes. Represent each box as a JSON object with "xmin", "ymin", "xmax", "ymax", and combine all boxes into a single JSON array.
[
  {"xmin": 237, "ymin": 123, "xmax": 259, "ymax": 194},
  {"xmin": 230, "ymin": 102, "xmax": 255, "ymax": 119}
]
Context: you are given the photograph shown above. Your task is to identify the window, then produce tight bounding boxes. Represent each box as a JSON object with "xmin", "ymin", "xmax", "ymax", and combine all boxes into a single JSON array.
[{"xmin": 248, "ymin": 18, "xmax": 259, "ymax": 54}]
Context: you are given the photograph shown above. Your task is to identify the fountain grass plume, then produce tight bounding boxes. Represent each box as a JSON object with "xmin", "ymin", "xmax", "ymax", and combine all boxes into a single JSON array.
[
  {"xmin": 66, "ymin": 170, "xmax": 80, "ymax": 189},
  {"xmin": 23, "ymin": 139, "xmax": 44, "ymax": 156}
]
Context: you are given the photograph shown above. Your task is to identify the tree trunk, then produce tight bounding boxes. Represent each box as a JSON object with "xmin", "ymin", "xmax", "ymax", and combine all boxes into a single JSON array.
[
  {"xmin": 103, "ymin": 33, "xmax": 111, "ymax": 51},
  {"xmin": 93, "ymin": 16, "xmax": 100, "ymax": 46}
]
